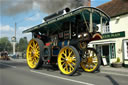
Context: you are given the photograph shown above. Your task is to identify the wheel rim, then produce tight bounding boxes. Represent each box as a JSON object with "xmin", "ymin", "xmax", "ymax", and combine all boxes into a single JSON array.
[
  {"xmin": 81, "ymin": 49, "xmax": 98, "ymax": 72},
  {"xmin": 26, "ymin": 39, "xmax": 40, "ymax": 68},
  {"xmin": 58, "ymin": 47, "xmax": 77, "ymax": 75}
]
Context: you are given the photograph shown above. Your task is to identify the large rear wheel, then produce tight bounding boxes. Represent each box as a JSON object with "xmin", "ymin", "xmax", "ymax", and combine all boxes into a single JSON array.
[
  {"xmin": 58, "ymin": 46, "xmax": 80, "ymax": 76},
  {"xmin": 26, "ymin": 38, "xmax": 43, "ymax": 69},
  {"xmin": 80, "ymin": 48, "xmax": 100, "ymax": 72}
]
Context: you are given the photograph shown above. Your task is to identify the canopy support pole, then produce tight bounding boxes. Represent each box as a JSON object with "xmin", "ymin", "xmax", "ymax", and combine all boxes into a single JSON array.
[
  {"xmin": 82, "ymin": 12, "xmax": 89, "ymax": 32},
  {"xmin": 100, "ymin": 16, "xmax": 103, "ymax": 34},
  {"xmin": 69, "ymin": 22, "xmax": 72, "ymax": 39},
  {"xmin": 89, "ymin": 11, "xmax": 93, "ymax": 32}
]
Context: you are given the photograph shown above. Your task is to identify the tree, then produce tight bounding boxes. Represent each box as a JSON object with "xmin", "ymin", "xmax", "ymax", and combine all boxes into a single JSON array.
[
  {"xmin": 0, "ymin": 37, "xmax": 12, "ymax": 53},
  {"xmin": 18, "ymin": 37, "xmax": 28, "ymax": 52}
]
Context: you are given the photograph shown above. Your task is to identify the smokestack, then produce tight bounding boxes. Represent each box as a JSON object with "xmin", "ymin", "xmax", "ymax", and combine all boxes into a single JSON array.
[{"xmin": 44, "ymin": 8, "xmax": 70, "ymax": 21}]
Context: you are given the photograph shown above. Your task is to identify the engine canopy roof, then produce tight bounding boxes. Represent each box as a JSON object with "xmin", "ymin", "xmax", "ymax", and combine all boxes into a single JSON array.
[{"xmin": 23, "ymin": 7, "xmax": 110, "ymax": 34}]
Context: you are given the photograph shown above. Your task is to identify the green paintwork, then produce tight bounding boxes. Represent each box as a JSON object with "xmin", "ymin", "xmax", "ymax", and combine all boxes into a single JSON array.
[
  {"xmin": 109, "ymin": 43, "xmax": 116, "ymax": 59},
  {"xmin": 102, "ymin": 31, "xmax": 125, "ymax": 39}
]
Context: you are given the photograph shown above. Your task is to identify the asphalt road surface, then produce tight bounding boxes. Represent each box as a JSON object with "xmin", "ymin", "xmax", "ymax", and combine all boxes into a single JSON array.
[{"xmin": 0, "ymin": 60, "xmax": 128, "ymax": 85}]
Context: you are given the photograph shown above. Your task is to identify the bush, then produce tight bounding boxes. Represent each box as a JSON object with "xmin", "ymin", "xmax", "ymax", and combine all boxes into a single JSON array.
[{"xmin": 116, "ymin": 57, "xmax": 120, "ymax": 63}]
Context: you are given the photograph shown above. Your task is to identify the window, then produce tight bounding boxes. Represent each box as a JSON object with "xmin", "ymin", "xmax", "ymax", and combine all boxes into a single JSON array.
[
  {"xmin": 126, "ymin": 42, "xmax": 128, "ymax": 57},
  {"xmin": 103, "ymin": 24, "xmax": 110, "ymax": 33},
  {"xmin": 96, "ymin": 45, "xmax": 102, "ymax": 57},
  {"xmin": 124, "ymin": 40, "xmax": 128, "ymax": 59}
]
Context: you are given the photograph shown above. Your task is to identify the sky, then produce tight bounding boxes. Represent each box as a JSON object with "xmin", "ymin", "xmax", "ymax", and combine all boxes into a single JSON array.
[{"xmin": 0, "ymin": 0, "xmax": 111, "ymax": 42}]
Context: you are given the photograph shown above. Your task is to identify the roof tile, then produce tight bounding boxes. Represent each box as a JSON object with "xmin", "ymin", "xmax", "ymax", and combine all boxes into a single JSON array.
[{"xmin": 97, "ymin": 0, "xmax": 128, "ymax": 17}]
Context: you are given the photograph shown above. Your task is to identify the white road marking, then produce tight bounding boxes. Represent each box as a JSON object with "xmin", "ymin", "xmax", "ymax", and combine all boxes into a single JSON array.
[
  {"xmin": 30, "ymin": 70, "xmax": 94, "ymax": 85},
  {"xmin": 0, "ymin": 63, "xmax": 16, "ymax": 68},
  {"xmin": 101, "ymin": 71, "xmax": 128, "ymax": 77}
]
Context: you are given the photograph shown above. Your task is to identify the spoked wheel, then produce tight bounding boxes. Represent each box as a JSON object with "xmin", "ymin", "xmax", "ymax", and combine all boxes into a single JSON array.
[
  {"xmin": 58, "ymin": 46, "xmax": 80, "ymax": 76},
  {"xmin": 26, "ymin": 38, "xmax": 44, "ymax": 69},
  {"xmin": 80, "ymin": 48, "xmax": 100, "ymax": 73}
]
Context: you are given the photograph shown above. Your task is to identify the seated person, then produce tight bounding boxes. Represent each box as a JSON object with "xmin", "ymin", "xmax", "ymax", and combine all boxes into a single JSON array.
[{"xmin": 33, "ymin": 32, "xmax": 50, "ymax": 43}]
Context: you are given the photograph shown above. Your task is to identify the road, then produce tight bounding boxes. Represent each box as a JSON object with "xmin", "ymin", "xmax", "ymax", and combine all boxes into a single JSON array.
[{"xmin": 0, "ymin": 60, "xmax": 128, "ymax": 85}]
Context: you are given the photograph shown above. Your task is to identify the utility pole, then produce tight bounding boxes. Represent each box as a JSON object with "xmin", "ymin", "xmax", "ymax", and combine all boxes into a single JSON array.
[
  {"xmin": 15, "ymin": 22, "xmax": 16, "ymax": 38},
  {"xmin": 12, "ymin": 22, "xmax": 16, "ymax": 55}
]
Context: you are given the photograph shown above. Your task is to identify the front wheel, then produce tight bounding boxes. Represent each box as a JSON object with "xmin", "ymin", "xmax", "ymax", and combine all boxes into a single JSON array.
[
  {"xmin": 26, "ymin": 38, "xmax": 44, "ymax": 69},
  {"xmin": 80, "ymin": 48, "xmax": 100, "ymax": 73},
  {"xmin": 58, "ymin": 46, "xmax": 80, "ymax": 76}
]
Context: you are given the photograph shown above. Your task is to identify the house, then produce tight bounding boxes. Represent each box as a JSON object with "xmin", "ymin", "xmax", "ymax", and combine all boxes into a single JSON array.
[{"xmin": 91, "ymin": 0, "xmax": 128, "ymax": 66}]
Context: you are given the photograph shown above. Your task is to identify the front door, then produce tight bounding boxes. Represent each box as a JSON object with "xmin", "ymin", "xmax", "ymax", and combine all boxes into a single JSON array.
[
  {"xmin": 96, "ymin": 45, "xmax": 110, "ymax": 65},
  {"xmin": 102, "ymin": 45, "xmax": 110, "ymax": 64}
]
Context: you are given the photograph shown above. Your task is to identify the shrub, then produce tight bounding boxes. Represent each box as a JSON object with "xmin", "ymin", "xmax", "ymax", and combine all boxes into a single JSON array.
[{"xmin": 116, "ymin": 57, "xmax": 120, "ymax": 63}]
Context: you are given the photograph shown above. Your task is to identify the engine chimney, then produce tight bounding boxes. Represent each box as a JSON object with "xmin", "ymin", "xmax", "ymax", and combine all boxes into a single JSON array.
[{"xmin": 43, "ymin": 8, "xmax": 70, "ymax": 21}]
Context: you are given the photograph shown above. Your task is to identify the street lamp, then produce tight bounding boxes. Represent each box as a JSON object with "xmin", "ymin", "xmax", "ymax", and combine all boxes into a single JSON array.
[{"xmin": 11, "ymin": 36, "xmax": 16, "ymax": 55}]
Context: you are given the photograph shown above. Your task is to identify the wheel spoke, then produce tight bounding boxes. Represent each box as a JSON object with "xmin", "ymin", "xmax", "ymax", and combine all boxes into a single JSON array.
[
  {"xmin": 68, "ymin": 51, "xmax": 73, "ymax": 57},
  {"xmin": 60, "ymin": 55, "xmax": 65, "ymax": 59},
  {"xmin": 64, "ymin": 64, "xmax": 68, "ymax": 71},
  {"xmin": 64, "ymin": 49, "xmax": 67, "ymax": 57},
  {"xmin": 35, "ymin": 43, "xmax": 38, "ymax": 48},
  {"xmin": 72, "ymin": 58, "xmax": 76, "ymax": 61},
  {"xmin": 69, "ymin": 66, "xmax": 72, "ymax": 72},
  {"xmin": 68, "ymin": 63, "xmax": 74, "ymax": 70},
  {"xmin": 61, "ymin": 62, "xmax": 65, "ymax": 66},
  {"xmin": 35, "ymin": 46, "xmax": 40, "ymax": 52},
  {"xmin": 61, "ymin": 60, "xmax": 65, "ymax": 62},
  {"xmin": 71, "ymin": 62, "xmax": 76, "ymax": 66},
  {"xmin": 35, "ymin": 52, "xmax": 40, "ymax": 56},
  {"xmin": 35, "ymin": 58, "xmax": 39, "ymax": 63},
  {"xmin": 35, "ymin": 54, "xmax": 39, "ymax": 58},
  {"xmin": 68, "ymin": 49, "xmax": 72, "ymax": 57},
  {"xmin": 30, "ymin": 46, "xmax": 34, "ymax": 52},
  {"xmin": 33, "ymin": 41, "xmax": 36, "ymax": 48}
]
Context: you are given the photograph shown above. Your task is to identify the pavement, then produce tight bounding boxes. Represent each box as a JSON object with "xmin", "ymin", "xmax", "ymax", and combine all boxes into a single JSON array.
[
  {"xmin": 100, "ymin": 66, "xmax": 128, "ymax": 75},
  {"xmin": 9, "ymin": 58, "xmax": 27, "ymax": 62},
  {"xmin": 0, "ymin": 59, "xmax": 128, "ymax": 85}
]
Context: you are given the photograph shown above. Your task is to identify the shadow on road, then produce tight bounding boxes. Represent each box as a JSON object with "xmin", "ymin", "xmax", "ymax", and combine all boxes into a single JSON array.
[
  {"xmin": 78, "ymin": 67, "xmax": 100, "ymax": 73},
  {"xmin": 41, "ymin": 65, "xmax": 59, "ymax": 71},
  {"xmin": 39, "ymin": 65, "xmax": 100, "ymax": 76},
  {"xmin": 0, "ymin": 64, "xmax": 11, "ymax": 69},
  {"xmin": 37, "ymin": 65, "xmax": 82, "ymax": 76},
  {"xmin": 105, "ymin": 75, "xmax": 119, "ymax": 85}
]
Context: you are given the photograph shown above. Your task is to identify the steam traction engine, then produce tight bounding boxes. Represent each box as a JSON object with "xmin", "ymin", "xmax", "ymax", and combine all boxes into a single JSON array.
[{"xmin": 23, "ymin": 7, "xmax": 110, "ymax": 75}]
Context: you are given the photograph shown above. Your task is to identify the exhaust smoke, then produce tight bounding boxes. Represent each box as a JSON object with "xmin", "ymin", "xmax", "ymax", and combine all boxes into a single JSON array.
[{"xmin": 0, "ymin": 0, "xmax": 89, "ymax": 16}]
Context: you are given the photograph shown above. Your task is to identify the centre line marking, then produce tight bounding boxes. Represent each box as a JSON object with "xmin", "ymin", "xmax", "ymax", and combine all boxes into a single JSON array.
[
  {"xmin": 0, "ymin": 63, "xmax": 16, "ymax": 68},
  {"xmin": 30, "ymin": 70, "xmax": 94, "ymax": 85}
]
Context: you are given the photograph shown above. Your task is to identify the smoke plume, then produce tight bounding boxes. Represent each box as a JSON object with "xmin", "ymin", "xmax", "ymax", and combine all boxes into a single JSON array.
[{"xmin": 0, "ymin": 0, "xmax": 89, "ymax": 16}]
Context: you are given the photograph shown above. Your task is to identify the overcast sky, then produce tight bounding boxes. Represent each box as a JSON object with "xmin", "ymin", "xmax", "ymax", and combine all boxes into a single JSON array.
[{"xmin": 0, "ymin": 0, "xmax": 111, "ymax": 42}]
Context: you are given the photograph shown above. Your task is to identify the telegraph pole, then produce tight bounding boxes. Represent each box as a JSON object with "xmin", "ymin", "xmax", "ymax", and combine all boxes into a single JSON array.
[
  {"xmin": 12, "ymin": 22, "xmax": 16, "ymax": 55},
  {"xmin": 15, "ymin": 22, "xmax": 16, "ymax": 38}
]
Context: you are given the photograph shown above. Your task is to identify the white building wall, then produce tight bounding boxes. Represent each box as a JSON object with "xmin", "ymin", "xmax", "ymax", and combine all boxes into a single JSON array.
[
  {"xmin": 110, "ymin": 14, "xmax": 128, "ymax": 64},
  {"xmin": 110, "ymin": 14, "xmax": 128, "ymax": 35}
]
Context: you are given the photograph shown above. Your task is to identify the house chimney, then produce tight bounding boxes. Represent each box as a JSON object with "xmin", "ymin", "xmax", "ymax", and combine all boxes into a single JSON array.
[{"xmin": 87, "ymin": 0, "xmax": 91, "ymax": 6}]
